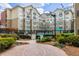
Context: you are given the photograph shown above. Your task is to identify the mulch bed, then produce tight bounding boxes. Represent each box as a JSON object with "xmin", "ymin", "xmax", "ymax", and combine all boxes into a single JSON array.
[
  {"xmin": 37, "ymin": 41, "xmax": 57, "ymax": 46},
  {"xmin": 37, "ymin": 41, "xmax": 79, "ymax": 56},
  {"xmin": 62, "ymin": 45, "xmax": 79, "ymax": 56}
]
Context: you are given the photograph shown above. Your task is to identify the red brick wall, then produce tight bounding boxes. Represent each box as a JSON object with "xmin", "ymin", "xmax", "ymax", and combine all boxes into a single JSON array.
[{"xmin": 1, "ymin": 11, "xmax": 7, "ymax": 26}]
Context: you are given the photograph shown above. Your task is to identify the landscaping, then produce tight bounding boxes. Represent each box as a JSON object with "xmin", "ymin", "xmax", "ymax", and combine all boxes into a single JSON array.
[
  {"xmin": 0, "ymin": 37, "xmax": 16, "ymax": 51},
  {"xmin": 36, "ymin": 33, "xmax": 79, "ymax": 55},
  {"xmin": 56, "ymin": 33, "xmax": 79, "ymax": 47},
  {"xmin": 36, "ymin": 36, "xmax": 52, "ymax": 42},
  {"xmin": 0, "ymin": 34, "xmax": 19, "ymax": 40},
  {"xmin": 1, "ymin": 32, "xmax": 79, "ymax": 56},
  {"xmin": 0, "ymin": 34, "xmax": 17, "ymax": 52}
]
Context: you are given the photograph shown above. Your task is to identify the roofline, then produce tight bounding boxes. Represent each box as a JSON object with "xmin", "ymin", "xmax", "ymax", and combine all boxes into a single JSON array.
[
  {"xmin": 52, "ymin": 8, "xmax": 64, "ymax": 13},
  {"xmin": 1, "ymin": 5, "xmax": 41, "ymax": 16}
]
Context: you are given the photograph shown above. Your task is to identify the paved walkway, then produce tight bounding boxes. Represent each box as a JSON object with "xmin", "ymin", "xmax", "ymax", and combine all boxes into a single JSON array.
[{"xmin": 0, "ymin": 40, "xmax": 67, "ymax": 56}]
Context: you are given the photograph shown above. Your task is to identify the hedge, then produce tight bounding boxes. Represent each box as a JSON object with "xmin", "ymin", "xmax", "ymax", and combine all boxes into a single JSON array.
[
  {"xmin": 0, "ymin": 37, "xmax": 16, "ymax": 51},
  {"xmin": 0, "ymin": 34, "xmax": 19, "ymax": 40},
  {"xmin": 56, "ymin": 34, "xmax": 79, "ymax": 47},
  {"xmin": 36, "ymin": 37, "xmax": 52, "ymax": 42}
]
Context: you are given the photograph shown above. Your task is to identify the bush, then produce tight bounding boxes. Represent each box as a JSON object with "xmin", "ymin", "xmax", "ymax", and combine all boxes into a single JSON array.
[
  {"xmin": 59, "ymin": 33, "xmax": 74, "ymax": 37},
  {"xmin": 0, "ymin": 34, "xmax": 19, "ymax": 40},
  {"xmin": 56, "ymin": 34, "xmax": 79, "ymax": 47},
  {"xmin": 37, "ymin": 37, "xmax": 52, "ymax": 42},
  {"xmin": 72, "ymin": 35, "xmax": 79, "ymax": 47},
  {"xmin": 56, "ymin": 36, "xmax": 66, "ymax": 44},
  {"xmin": 53, "ymin": 42, "xmax": 65, "ymax": 48},
  {"xmin": 0, "ymin": 37, "xmax": 16, "ymax": 51},
  {"xmin": 19, "ymin": 34, "xmax": 31, "ymax": 39}
]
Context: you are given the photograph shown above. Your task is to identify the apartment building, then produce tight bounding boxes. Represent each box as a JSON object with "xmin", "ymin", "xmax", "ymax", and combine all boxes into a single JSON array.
[
  {"xmin": 0, "ymin": 5, "xmax": 41, "ymax": 33},
  {"xmin": 74, "ymin": 3, "xmax": 79, "ymax": 34},
  {"xmin": 0, "ymin": 12, "xmax": 1, "ymax": 26},
  {"xmin": 1, "ymin": 10, "xmax": 7, "ymax": 28},
  {"xmin": 1, "ymin": 6, "xmax": 24, "ymax": 32},
  {"xmin": 53, "ymin": 8, "xmax": 74, "ymax": 32},
  {"xmin": 11, "ymin": 6, "xmax": 24, "ymax": 31},
  {"xmin": 24, "ymin": 5, "xmax": 40, "ymax": 33},
  {"xmin": 64, "ymin": 10, "xmax": 73, "ymax": 31},
  {"xmin": 41, "ymin": 13, "xmax": 54, "ymax": 30},
  {"xmin": 53, "ymin": 9, "xmax": 64, "ymax": 32},
  {"xmin": 0, "ymin": 5, "xmax": 74, "ymax": 34}
]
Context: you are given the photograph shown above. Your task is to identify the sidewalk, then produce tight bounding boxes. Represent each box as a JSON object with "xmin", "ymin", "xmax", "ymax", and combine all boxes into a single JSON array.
[{"xmin": 0, "ymin": 40, "xmax": 67, "ymax": 56}]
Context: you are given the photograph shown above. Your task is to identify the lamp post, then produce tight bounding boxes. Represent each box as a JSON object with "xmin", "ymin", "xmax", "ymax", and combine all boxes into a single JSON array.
[{"xmin": 50, "ymin": 12, "xmax": 56, "ymax": 38}]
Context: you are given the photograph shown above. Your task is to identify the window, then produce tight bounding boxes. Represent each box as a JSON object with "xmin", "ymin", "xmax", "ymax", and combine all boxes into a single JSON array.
[
  {"xmin": 18, "ymin": 17, "xmax": 23, "ymax": 19},
  {"xmin": 26, "ymin": 26, "xmax": 30, "ymax": 29},
  {"xmin": 65, "ymin": 11, "xmax": 69, "ymax": 15},
  {"xmin": 59, "ymin": 13, "xmax": 63, "ymax": 17},
  {"xmin": 77, "ymin": 10, "xmax": 79, "ymax": 16},
  {"xmin": 56, "ymin": 21, "xmax": 62, "ymax": 25},
  {"xmin": 26, "ymin": 15, "xmax": 30, "ymax": 20},
  {"xmin": 33, "ymin": 22, "xmax": 37, "ymax": 25},
  {"xmin": 65, "ymin": 17, "xmax": 69, "ymax": 19},
  {"xmin": 33, "ymin": 16, "xmax": 36, "ymax": 19},
  {"xmin": 33, "ymin": 12, "xmax": 36, "ymax": 15},
  {"xmin": 59, "ymin": 27, "xmax": 63, "ymax": 30},
  {"xmin": 26, "ymin": 21, "xmax": 30, "ymax": 25},
  {"xmin": 27, "ymin": 16, "xmax": 30, "ymax": 18},
  {"xmin": 33, "ymin": 12, "xmax": 36, "ymax": 19}
]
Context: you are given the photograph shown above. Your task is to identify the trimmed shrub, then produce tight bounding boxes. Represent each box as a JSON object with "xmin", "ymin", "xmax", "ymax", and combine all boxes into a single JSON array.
[
  {"xmin": 59, "ymin": 33, "xmax": 74, "ymax": 37},
  {"xmin": 37, "ymin": 37, "xmax": 52, "ymax": 42},
  {"xmin": 72, "ymin": 35, "xmax": 79, "ymax": 47},
  {"xmin": 56, "ymin": 36, "xmax": 65, "ymax": 44},
  {"xmin": 56, "ymin": 33, "xmax": 74, "ymax": 43},
  {"xmin": 19, "ymin": 34, "xmax": 31, "ymax": 39},
  {"xmin": 0, "ymin": 34, "xmax": 19, "ymax": 40},
  {"xmin": 0, "ymin": 37, "xmax": 16, "ymax": 51},
  {"xmin": 56, "ymin": 34, "xmax": 79, "ymax": 47},
  {"xmin": 53, "ymin": 42, "xmax": 65, "ymax": 48}
]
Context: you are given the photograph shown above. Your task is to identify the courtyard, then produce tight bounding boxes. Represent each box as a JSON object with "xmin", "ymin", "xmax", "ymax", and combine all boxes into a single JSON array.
[
  {"xmin": 0, "ymin": 3, "xmax": 79, "ymax": 56},
  {"xmin": 0, "ymin": 40, "xmax": 67, "ymax": 56}
]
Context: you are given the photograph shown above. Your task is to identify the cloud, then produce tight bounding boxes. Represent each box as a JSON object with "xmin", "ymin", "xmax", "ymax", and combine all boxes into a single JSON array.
[
  {"xmin": 37, "ymin": 8, "xmax": 44, "ymax": 14},
  {"xmin": 18, "ymin": 3, "xmax": 45, "ymax": 14},
  {"xmin": 44, "ymin": 11, "xmax": 49, "ymax": 13},
  {"xmin": 18, "ymin": 3, "xmax": 46, "ymax": 14},
  {"xmin": 0, "ymin": 3, "xmax": 12, "ymax": 11},
  {"xmin": 66, "ymin": 3, "xmax": 73, "ymax": 6},
  {"xmin": 18, "ymin": 3, "xmax": 45, "ymax": 8},
  {"xmin": 61, "ymin": 3, "xmax": 73, "ymax": 8}
]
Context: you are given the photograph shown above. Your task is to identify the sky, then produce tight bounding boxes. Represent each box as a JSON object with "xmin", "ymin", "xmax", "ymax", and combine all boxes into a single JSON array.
[{"xmin": 0, "ymin": 3, "xmax": 73, "ymax": 14}]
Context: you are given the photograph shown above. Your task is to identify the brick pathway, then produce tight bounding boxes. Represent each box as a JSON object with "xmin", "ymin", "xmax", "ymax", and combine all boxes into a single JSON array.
[{"xmin": 0, "ymin": 40, "xmax": 67, "ymax": 56}]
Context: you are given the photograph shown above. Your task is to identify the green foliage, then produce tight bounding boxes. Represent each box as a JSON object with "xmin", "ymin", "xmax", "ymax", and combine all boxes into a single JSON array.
[
  {"xmin": 56, "ymin": 33, "xmax": 79, "ymax": 47},
  {"xmin": 56, "ymin": 36, "xmax": 66, "ymax": 44},
  {"xmin": 0, "ymin": 34, "xmax": 19, "ymax": 40},
  {"xmin": 56, "ymin": 33, "xmax": 74, "ymax": 38},
  {"xmin": 72, "ymin": 35, "xmax": 79, "ymax": 47},
  {"xmin": 53, "ymin": 42, "xmax": 65, "ymax": 48},
  {"xmin": 37, "ymin": 37, "xmax": 52, "ymax": 42},
  {"xmin": 19, "ymin": 34, "xmax": 31, "ymax": 39},
  {"xmin": 0, "ymin": 37, "xmax": 16, "ymax": 51}
]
